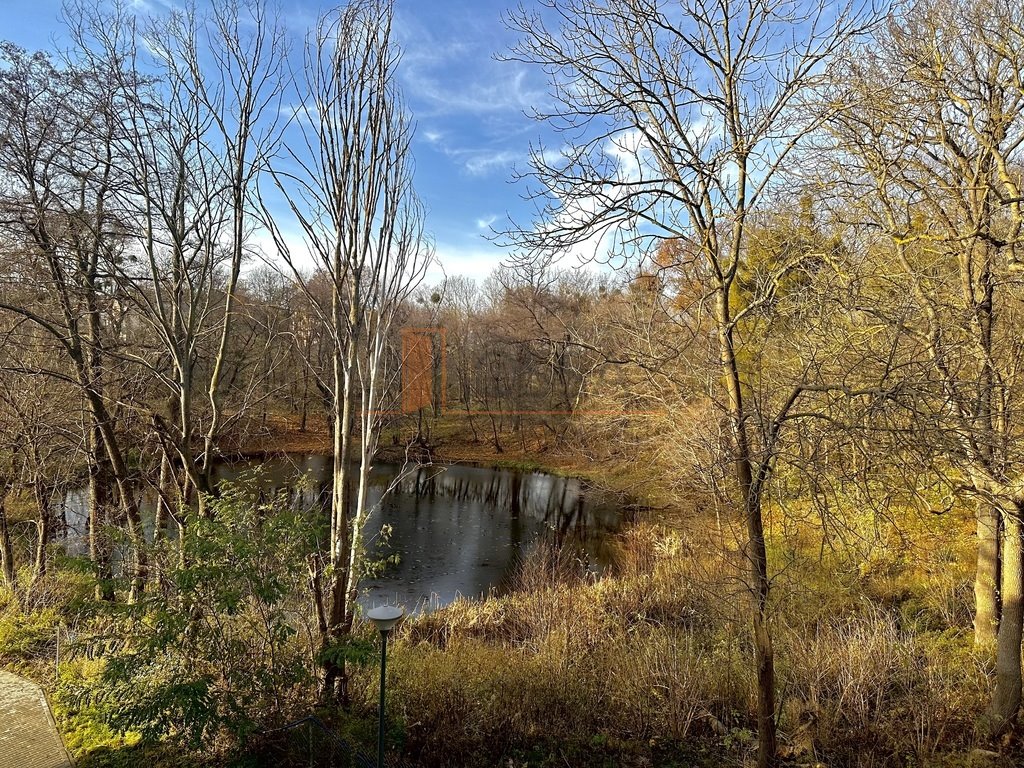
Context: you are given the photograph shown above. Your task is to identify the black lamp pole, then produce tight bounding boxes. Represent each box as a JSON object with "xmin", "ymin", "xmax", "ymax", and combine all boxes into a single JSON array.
[
  {"xmin": 377, "ymin": 626, "xmax": 390, "ymax": 768},
  {"xmin": 366, "ymin": 605, "xmax": 403, "ymax": 768}
]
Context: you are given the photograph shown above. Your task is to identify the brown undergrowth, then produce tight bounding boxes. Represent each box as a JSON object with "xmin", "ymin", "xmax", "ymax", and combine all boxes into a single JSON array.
[{"xmin": 354, "ymin": 523, "xmax": 1001, "ymax": 767}]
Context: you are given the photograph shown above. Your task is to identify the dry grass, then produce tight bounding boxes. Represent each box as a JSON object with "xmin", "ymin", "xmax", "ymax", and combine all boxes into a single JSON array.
[{"xmin": 361, "ymin": 523, "xmax": 1003, "ymax": 768}]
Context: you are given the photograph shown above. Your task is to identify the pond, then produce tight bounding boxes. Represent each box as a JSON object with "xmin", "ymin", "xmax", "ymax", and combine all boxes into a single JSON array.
[{"xmin": 62, "ymin": 455, "xmax": 625, "ymax": 611}]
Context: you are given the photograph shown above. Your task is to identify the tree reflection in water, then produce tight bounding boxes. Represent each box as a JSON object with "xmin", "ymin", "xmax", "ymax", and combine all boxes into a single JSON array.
[{"xmin": 60, "ymin": 455, "xmax": 624, "ymax": 612}]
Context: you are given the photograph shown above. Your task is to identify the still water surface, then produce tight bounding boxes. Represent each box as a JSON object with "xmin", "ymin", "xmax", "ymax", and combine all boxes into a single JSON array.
[{"xmin": 63, "ymin": 455, "xmax": 623, "ymax": 611}]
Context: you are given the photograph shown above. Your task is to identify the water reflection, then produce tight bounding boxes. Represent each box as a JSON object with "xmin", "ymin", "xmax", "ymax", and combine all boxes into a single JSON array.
[{"xmin": 63, "ymin": 456, "xmax": 623, "ymax": 611}]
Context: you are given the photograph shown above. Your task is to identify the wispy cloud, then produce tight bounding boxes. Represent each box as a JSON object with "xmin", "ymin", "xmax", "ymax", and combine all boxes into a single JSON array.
[
  {"xmin": 423, "ymin": 134, "xmax": 523, "ymax": 177},
  {"xmin": 404, "ymin": 66, "xmax": 547, "ymax": 118},
  {"xmin": 394, "ymin": 3, "xmax": 547, "ymax": 119},
  {"xmin": 463, "ymin": 149, "xmax": 520, "ymax": 176},
  {"xmin": 126, "ymin": 0, "xmax": 181, "ymax": 17}
]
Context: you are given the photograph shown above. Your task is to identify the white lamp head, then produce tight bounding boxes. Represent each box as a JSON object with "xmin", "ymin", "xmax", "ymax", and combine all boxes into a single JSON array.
[{"xmin": 367, "ymin": 605, "xmax": 405, "ymax": 632}]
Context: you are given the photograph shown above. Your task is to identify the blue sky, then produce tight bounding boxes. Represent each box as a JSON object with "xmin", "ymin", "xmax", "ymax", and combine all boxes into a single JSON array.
[{"xmin": 1, "ymin": 0, "xmax": 557, "ymax": 283}]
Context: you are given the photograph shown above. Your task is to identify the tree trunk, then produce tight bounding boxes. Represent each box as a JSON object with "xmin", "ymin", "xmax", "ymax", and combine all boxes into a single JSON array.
[
  {"xmin": 88, "ymin": 424, "xmax": 115, "ymax": 602},
  {"xmin": 33, "ymin": 480, "xmax": 51, "ymax": 581},
  {"xmin": 748, "ymin": 500, "xmax": 777, "ymax": 768},
  {"xmin": 154, "ymin": 453, "xmax": 172, "ymax": 545},
  {"xmin": 94, "ymin": 403, "xmax": 147, "ymax": 602},
  {"xmin": 0, "ymin": 491, "xmax": 16, "ymax": 591},
  {"xmin": 82, "ymin": 278, "xmax": 144, "ymax": 599},
  {"xmin": 300, "ymin": 362, "xmax": 310, "ymax": 432},
  {"xmin": 976, "ymin": 500, "xmax": 1001, "ymax": 647},
  {"xmin": 716, "ymin": 287, "xmax": 777, "ymax": 768},
  {"xmin": 323, "ymin": 295, "xmax": 357, "ymax": 703},
  {"xmin": 990, "ymin": 502, "xmax": 1023, "ymax": 733},
  {"xmin": 752, "ymin": 610, "xmax": 777, "ymax": 762}
]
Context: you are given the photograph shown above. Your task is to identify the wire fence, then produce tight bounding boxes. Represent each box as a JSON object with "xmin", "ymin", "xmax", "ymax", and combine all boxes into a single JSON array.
[{"xmin": 251, "ymin": 715, "xmax": 411, "ymax": 768}]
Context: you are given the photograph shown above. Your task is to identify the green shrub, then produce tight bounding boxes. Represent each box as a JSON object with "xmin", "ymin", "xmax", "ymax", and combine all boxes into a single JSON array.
[{"xmin": 57, "ymin": 481, "xmax": 319, "ymax": 757}]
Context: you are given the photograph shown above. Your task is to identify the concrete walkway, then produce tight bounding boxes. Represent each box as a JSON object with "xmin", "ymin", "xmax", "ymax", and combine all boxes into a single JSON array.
[{"xmin": 0, "ymin": 669, "xmax": 74, "ymax": 768}]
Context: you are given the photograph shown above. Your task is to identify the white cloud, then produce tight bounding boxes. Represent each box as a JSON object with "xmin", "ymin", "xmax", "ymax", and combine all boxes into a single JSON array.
[
  {"xmin": 539, "ymin": 146, "xmax": 568, "ymax": 168},
  {"xmin": 248, "ymin": 223, "xmax": 316, "ymax": 276},
  {"xmin": 430, "ymin": 240, "xmax": 508, "ymax": 283},
  {"xmin": 475, "ymin": 215, "xmax": 498, "ymax": 231},
  {"xmin": 604, "ymin": 129, "xmax": 646, "ymax": 183},
  {"xmin": 520, "ymin": 128, "xmax": 653, "ymax": 269}
]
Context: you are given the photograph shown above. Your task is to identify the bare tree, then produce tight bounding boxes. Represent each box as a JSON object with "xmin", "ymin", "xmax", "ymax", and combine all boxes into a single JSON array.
[
  {"xmin": 65, "ymin": 0, "xmax": 286, "ymax": 517},
  {"xmin": 0, "ymin": 374, "xmax": 78, "ymax": 584},
  {"xmin": 0, "ymin": 42, "xmax": 144, "ymax": 600},
  {"xmin": 503, "ymin": 2, "xmax": 873, "ymax": 763},
  {"xmin": 262, "ymin": 0, "xmax": 431, "ymax": 701},
  {"xmin": 823, "ymin": 0, "xmax": 1024, "ymax": 731}
]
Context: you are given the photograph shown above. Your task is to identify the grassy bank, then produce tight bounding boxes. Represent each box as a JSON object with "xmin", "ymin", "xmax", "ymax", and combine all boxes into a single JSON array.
[{"xmin": 0, "ymin": 417, "xmax": 1013, "ymax": 767}]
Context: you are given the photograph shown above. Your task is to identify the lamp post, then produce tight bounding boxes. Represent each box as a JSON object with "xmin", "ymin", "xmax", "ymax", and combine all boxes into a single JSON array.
[{"xmin": 367, "ymin": 605, "xmax": 404, "ymax": 768}]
